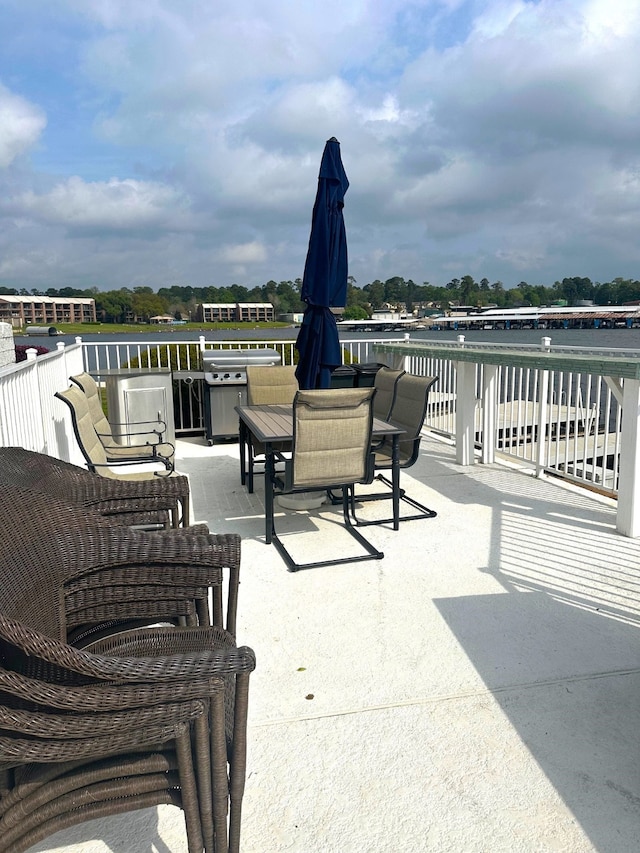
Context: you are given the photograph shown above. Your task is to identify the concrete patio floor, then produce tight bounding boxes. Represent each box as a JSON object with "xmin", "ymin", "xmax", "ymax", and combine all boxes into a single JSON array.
[{"xmin": 32, "ymin": 433, "xmax": 640, "ymax": 853}]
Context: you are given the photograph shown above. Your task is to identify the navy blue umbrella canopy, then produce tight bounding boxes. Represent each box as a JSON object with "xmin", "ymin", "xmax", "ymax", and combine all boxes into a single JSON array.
[{"xmin": 295, "ymin": 137, "xmax": 349, "ymax": 390}]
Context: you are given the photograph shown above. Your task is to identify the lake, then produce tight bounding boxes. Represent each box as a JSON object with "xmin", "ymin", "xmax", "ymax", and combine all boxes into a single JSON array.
[{"xmin": 14, "ymin": 325, "xmax": 640, "ymax": 354}]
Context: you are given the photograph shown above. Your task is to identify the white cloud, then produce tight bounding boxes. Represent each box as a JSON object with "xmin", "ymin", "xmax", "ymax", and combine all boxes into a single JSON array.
[
  {"xmin": 218, "ymin": 240, "xmax": 268, "ymax": 264},
  {"xmin": 1, "ymin": 0, "xmax": 640, "ymax": 290},
  {"xmin": 9, "ymin": 176, "xmax": 192, "ymax": 231},
  {"xmin": 0, "ymin": 84, "xmax": 46, "ymax": 168}
]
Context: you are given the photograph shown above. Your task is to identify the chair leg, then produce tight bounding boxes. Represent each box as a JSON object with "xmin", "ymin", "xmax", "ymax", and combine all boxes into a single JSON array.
[
  {"xmin": 350, "ymin": 474, "xmax": 437, "ymax": 526},
  {"xmin": 271, "ymin": 486, "xmax": 384, "ymax": 571}
]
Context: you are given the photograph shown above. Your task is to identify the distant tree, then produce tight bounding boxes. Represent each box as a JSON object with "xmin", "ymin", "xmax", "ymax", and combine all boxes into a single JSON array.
[
  {"xmin": 459, "ymin": 275, "xmax": 476, "ymax": 304},
  {"xmin": 363, "ymin": 280, "xmax": 385, "ymax": 309},
  {"xmin": 342, "ymin": 305, "xmax": 369, "ymax": 320}
]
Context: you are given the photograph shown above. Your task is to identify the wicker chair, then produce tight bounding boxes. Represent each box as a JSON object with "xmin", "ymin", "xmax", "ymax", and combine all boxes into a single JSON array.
[
  {"xmin": 243, "ymin": 365, "xmax": 298, "ymax": 493},
  {"xmin": 70, "ymin": 372, "xmax": 175, "ymax": 467},
  {"xmin": 0, "ymin": 483, "xmax": 240, "ymax": 641},
  {"xmin": 0, "ymin": 611, "xmax": 255, "ymax": 853},
  {"xmin": 0, "ymin": 445, "xmax": 190, "ymax": 528},
  {"xmin": 0, "ymin": 489, "xmax": 255, "ymax": 851},
  {"xmin": 351, "ymin": 373, "xmax": 439, "ymax": 525},
  {"xmin": 269, "ymin": 388, "xmax": 384, "ymax": 571}
]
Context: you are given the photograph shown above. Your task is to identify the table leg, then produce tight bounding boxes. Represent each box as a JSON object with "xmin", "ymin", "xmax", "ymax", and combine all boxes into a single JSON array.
[
  {"xmin": 264, "ymin": 440, "xmax": 274, "ymax": 544},
  {"xmin": 239, "ymin": 419, "xmax": 247, "ymax": 486},
  {"xmin": 391, "ymin": 434, "xmax": 400, "ymax": 531}
]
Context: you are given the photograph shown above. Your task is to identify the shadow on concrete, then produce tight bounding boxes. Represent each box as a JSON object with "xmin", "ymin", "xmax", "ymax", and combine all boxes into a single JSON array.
[{"xmin": 434, "ymin": 592, "xmax": 640, "ymax": 853}]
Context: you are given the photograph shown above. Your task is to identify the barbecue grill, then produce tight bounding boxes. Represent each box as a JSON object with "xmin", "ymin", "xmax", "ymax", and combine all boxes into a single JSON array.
[{"xmin": 202, "ymin": 348, "xmax": 281, "ymax": 442}]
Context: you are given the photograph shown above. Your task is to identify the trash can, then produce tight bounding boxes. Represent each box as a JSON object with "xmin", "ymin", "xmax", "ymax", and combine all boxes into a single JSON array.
[
  {"xmin": 353, "ymin": 362, "xmax": 385, "ymax": 387},
  {"xmin": 330, "ymin": 365, "xmax": 357, "ymax": 388}
]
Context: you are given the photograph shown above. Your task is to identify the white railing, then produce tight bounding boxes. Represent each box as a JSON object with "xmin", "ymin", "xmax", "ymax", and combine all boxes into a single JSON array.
[
  {"xmin": 374, "ymin": 336, "xmax": 640, "ymax": 537},
  {"xmin": 0, "ymin": 340, "xmax": 84, "ymax": 463},
  {"xmin": 2, "ymin": 334, "xmax": 638, "ymax": 537},
  {"xmin": 80, "ymin": 336, "xmax": 402, "ymax": 373}
]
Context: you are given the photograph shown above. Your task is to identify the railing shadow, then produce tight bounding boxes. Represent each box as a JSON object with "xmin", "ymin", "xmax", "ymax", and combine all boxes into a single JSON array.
[{"xmin": 412, "ymin": 440, "xmax": 640, "ymax": 625}]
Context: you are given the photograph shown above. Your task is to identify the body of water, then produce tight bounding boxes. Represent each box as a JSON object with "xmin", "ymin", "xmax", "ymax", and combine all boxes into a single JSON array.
[{"xmin": 13, "ymin": 325, "xmax": 640, "ymax": 354}]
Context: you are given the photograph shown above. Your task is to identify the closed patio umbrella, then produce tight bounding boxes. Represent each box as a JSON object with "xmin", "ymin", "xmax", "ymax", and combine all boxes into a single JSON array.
[{"xmin": 295, "ymin": 137, "xmax": 349, "ymax": 389}]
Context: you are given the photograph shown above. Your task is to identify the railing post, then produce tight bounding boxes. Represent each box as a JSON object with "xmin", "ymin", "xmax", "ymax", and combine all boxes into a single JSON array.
[
  {"xmin": 454, "ymin": 336, "xmax": 476, "ymax": 465},
  {"xmin": 616, "ymin": 377, "xmax": 640, "ymax": 537},
  {"xmin": 481, "ymin": 365, "xmax": 498, "ymax": 464},
  {"xmin": 533, "ymin": 336, "xmax": 552, "ymax": 476}
]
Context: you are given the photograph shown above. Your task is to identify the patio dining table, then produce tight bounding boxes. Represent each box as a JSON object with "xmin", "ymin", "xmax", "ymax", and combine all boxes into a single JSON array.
[{"xmin": 236, "ymin": 403, "xmax": 405, "ymax": 542}]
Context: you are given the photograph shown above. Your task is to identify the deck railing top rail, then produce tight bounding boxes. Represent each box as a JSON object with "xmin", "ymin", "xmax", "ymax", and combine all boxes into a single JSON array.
[{"xmin": 374, "ymin": 338, "xmax": 640, "ymax": 379}]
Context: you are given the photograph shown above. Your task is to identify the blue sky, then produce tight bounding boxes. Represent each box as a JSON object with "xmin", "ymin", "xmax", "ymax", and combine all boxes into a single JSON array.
[{"xmin": 1, "ymin": 0, "xmax": 639, "ymax": 292}]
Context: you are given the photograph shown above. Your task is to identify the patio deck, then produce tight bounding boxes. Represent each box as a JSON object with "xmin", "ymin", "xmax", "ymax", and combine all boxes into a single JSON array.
[{"xmin": 32, "ymin": 433, "xmax": 640, "ymax": 853}]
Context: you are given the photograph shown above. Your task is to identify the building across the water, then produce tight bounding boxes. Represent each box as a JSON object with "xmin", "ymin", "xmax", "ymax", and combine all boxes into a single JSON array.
[
  {"xmin": 432, "ymin": 304, "xmax": 640, "ymax": 330},
  {"xmin": 197, "ymin": 302, "xmax": 275, "ymax": 323},
  {"xmin": 0, "ymin": 295, "xmax": 96, "ymax": 328}
]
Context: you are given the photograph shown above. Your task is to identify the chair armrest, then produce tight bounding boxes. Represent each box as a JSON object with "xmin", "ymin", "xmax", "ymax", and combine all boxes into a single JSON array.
[{"xmin": 0, "ymin": 615, "xmax": 255, "ymax": 684}]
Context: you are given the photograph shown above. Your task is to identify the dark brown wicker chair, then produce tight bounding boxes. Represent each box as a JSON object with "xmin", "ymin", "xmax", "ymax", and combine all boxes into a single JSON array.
[
  {"xmin": 69, "ymin": 372, "xmax": 175, "ymax": 468},
  {"xmin": 0, "ymin": 446, "xmax": 190, "ymax": 528},
  {"xmin": 0, "ymin": 611, "xmax": 255, "ymax": 853},
  {"xmin": 0, "ymin": 483, "xmax": 241, "ymax": 640}
]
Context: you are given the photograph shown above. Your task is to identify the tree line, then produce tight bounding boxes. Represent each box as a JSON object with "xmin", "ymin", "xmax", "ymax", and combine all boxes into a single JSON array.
[{"xmin": 1, "ymin": 275, "xmax": 639, "ymax": 323}]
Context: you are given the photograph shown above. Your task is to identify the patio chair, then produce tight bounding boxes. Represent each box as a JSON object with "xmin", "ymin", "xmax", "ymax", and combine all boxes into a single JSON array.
[
  {"xmin": 0, "ymin": 497, "xmax": 256, "ymax": 853},
  {"xmin": 269, "ymin": 387, "xmax": 384, "ymax": 571},
  {"xmin": 351, "ymin": 373, "xmax": 439, "ymax": 526},
  {"xmin": 55, "ymin": 384, "xmax": 184, "ymax": 479},
  {"xmin": 70, "ymin": 371, "xmax": 175, "ymax": 468},
  {"xmin": 0, "ymin": 611, "xmax": 255, "ymax": 853},
  {"xmin": 0, "ymin": 445, "xmax": 191, "ymax": 528},
  {"xmin": 243, "ymin": 364, "xmax": 298, "ymax": 492},
  {"xmin": 0, "ymin": 482, "xmax": 241, "ymax": 640},
  {"xmin": 372, "ymin": 365, "xmax": 405, "ymax": 422}
]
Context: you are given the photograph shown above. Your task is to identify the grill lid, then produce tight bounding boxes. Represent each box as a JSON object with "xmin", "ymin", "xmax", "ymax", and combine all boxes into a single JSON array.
[{"xmin": 201, "ymin": 348, "xmax": 281, "ymax": 370}]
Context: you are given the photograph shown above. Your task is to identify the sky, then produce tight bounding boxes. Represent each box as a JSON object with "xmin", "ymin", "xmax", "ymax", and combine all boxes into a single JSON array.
[{"xmin": 1, "ymin": 0, "xmax": 639, "ymax": 294}]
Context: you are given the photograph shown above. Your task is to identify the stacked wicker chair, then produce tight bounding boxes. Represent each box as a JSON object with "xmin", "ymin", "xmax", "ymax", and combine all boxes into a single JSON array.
[
  {"xmin": 0, "ymin": 613, "xmax": 254, "ymax": 853},
  {"xmin": 0, "ymin": 484, "xmax": 240, "ymax": 641},
  {"xmin": 0, "ymin": 446, "xmax": 190, "ymax": 528},
  {"xmin": 0, "ymin": 460, "xmax": 255, "ymax": 851}
]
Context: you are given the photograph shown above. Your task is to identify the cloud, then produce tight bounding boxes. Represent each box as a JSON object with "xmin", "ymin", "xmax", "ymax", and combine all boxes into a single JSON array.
[
  {"xmin": 1, "ymin": 0, "xmax": 640, "ymax": 291},
  {"xmin": 218, "ymin": 240, "xmax": 268, "ymax": 264},
  {"xmin": 7, "ymin": 176, "xmax": 193, "ymax": 232},
  {"xmin": 0, "ymin": 83, "xmax": 46, "ymax": 168}
]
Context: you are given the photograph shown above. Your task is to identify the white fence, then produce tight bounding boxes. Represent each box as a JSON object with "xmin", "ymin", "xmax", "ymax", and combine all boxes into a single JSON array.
[
  {"xmin": 1, "ymin": 334, "xmax": 639, "ymax": 536},
  {"xmin": 374, "ymin": 336, "xmax": 640, "ymax": 537},
  {"xmin": 0, "ymin": 340, "xmax": 85, "ymax": 463}
]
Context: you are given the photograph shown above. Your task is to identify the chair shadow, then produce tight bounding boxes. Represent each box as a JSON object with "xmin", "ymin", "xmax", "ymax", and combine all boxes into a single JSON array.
[{"xmin": 28, "ymin": 805, "xmax": 181, "ymax": 852}]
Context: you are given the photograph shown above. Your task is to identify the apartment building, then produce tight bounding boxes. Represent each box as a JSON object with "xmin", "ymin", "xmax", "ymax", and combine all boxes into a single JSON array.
[
  {"xmin": 197, "ymin": 302, "xmax": 275, "ymax": 323},
  {"xmin": 0, "ymin": 295, "xmax": 97, "ymax": 327}
]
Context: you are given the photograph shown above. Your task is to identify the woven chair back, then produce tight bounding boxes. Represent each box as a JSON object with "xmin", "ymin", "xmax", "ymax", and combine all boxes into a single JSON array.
[{"xmin": 291, "ymin": 388, "xmax": 375, "ymax": 489}]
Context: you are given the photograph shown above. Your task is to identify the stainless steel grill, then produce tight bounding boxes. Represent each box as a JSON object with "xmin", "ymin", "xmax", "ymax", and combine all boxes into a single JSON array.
[{"xmin": 202, "ymin": 348, "xmax": 281, "ymax": 442}]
